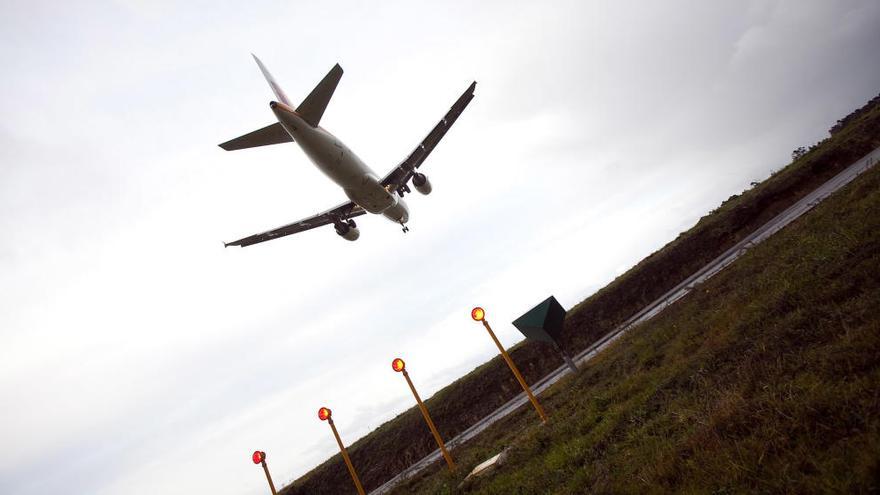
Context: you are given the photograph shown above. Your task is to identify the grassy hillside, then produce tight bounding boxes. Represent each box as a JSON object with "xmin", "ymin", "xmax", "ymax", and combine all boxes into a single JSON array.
[
  {"xmin": 394, "ymin": 140, "xmax": 880, "ymax": 494},
  {"xmin": 282, "ymin": 94, "xmax": 880, "ymax": 494}
]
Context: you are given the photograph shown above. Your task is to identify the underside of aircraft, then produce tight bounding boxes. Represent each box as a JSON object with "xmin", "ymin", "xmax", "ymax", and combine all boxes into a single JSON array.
[{"xmin": 220, "ymin": 55, "xmax": 476, "ymax": 247}]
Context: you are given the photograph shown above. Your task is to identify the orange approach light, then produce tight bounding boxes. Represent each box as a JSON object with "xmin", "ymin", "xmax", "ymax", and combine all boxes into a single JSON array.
[
  {"xmin": 391, "ymin": 358, "xmax": 406, "ymax": 372},
  {"xmin": 252, "ymin": 450, "xmax": 265, "ymax": 464},
  {"xmin": 318, "ymin": 407, "xmax": 332, "ymax": 421},
  {"xmin": 471, "ymin": 307, "xmax": 485, "ymax": 321}
]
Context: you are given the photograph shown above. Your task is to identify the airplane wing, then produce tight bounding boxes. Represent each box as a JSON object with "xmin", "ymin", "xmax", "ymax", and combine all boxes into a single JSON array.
[
  {"xmin": 381, "ymin": 81, "xmax": 476, "ymax": 194},
  {"xmin": 224, "ymin": 201, "xmax": 366, "ymax": 247}
]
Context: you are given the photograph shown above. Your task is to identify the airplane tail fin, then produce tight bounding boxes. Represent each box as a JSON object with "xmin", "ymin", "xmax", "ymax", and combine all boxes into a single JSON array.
[
  {"xmin": 296, "ymin": 64, "xmax": 343, "ymax": 127},
  {"xmin": 252, "ymin": 54, "xmax": 292, "ymax": 106},
  {"xmin": 251, "ymin": 55, "xmax": 343, "ymax": 127}
]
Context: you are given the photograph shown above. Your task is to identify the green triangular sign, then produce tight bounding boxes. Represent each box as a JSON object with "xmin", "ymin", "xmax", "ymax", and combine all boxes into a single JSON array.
[{"xmin": 512, "ymin": 295, "xmax": 566, "ymax": 344}]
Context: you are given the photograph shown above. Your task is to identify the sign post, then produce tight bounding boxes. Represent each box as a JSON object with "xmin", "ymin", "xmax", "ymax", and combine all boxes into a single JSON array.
[
  {"xmin": 512, "ymin": 295, "xmax": 578, "ymax": 373},
  {"xmin": 251, "ymin": 451, "xmax": 277, "ymax": 495},
  {"xmin": 391, "ymin": 357, "xmax": 456, "ymax": 471},
  {"xmin": 471, "ymin": 307, "xmax": 548, "ymax": 423},
  {"xmin": 318, "ymin": 407, "xmax": 365, "ymax": 495}
]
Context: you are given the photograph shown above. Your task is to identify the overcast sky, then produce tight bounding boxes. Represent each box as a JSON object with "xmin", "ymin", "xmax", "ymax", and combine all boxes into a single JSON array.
[{"xmin": 1, "ymin": 1, "xmax": 879, "ymax": 494}]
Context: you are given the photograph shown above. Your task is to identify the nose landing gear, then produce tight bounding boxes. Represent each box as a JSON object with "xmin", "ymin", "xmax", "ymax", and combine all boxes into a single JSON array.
[{"xmin": 400, "ymin": 221, "xmax": 409, "ymax": 233}]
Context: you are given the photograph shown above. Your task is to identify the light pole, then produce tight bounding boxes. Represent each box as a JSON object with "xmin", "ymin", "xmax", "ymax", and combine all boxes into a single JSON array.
[
  {"xmin": 471, "ymin": 307, "xmax": 548, "ymax": 423},
  {"xmin": 318, "ymin": 407, "xmax": 366, "ymax": 495},
  {"xmin": 391, "ymin": 357, "xmax": 455, "ymax": 471},
  {"xmin": 251, "ymin": 451, "xmax": 277, "ymax": 495}
]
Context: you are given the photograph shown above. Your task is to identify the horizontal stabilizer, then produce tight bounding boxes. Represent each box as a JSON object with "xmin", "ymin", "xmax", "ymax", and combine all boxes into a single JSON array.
[
  {"xmin": 219, "ymin": 122, "xmax": 292, "ymax": 151},
  {"xmin": 297, "ymin": 64, "xmax": 343, "ymax": 127}
]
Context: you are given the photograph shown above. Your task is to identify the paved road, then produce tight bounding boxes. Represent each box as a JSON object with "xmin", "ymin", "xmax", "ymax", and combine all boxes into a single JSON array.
[{"xmin": 369, "ymin": 146, "xmax": 880, "ymax": 495}]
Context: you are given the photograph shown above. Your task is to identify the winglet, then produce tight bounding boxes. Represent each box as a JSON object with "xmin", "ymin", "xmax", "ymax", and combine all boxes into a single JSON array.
[{"xmin": 252, "ymin": 54, "xmax": 292, "ymax": 106}]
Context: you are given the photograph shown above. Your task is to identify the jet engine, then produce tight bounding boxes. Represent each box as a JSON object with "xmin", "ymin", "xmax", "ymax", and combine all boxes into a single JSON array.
[
  {"xmin": 412, "ymin": 173, "xmax": 432, "ymax": 195},
  {"xmin": 334, "ymin": 220, "xmax": 360, "ymax": 241}
]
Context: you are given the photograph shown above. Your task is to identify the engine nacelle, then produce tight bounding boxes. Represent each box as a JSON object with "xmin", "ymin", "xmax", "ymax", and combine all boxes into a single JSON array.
[
  {"xmin": 412, "ymin": 173, "xmax": 432, "ymax": 195},
  {"xmin": 335, "ymin": 220, "xmax": 360, "ymax": 241}
]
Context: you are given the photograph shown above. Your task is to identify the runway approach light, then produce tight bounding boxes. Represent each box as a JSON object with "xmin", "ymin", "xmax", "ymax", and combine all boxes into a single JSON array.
[
  {"xmin": 392, "ymin": 358, "xmax": 406, "ymax": 372},
  {"xmin": 471, "ymin": 307, "xmax": 485, "ymax": 321},
  {"xmin": 251, "ymin": 450, "xmax": 277, "ymax": 495},
  {"xmin": 472, "ymin": 306, "xmax": 548, "ymax": 423},
  {"xmin": 318, "ymin": 407, "xmax": 332, "ymax": 421},
  {"xmin": 319, "ymin": 408, "xmax": 365, "ymax": 495},
  {"xmin": 390, "ymin": 357, "xmax": 455, "ymax": 471}
]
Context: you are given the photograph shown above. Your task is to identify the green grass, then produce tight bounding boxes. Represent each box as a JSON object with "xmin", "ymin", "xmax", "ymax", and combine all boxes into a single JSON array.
[
  {"xmin": 393, "ymin": 156, "xmax": 880, "ymax": 494},
  {"xmin": 282, "ymin": 95, "xmax": 880, "ymax": 495}
]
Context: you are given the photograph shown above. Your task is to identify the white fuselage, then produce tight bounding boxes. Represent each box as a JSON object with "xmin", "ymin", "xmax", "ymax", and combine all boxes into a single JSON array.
[{"xmin": 271, "ymin": 102, "xmax": 409, "ymax": 224}]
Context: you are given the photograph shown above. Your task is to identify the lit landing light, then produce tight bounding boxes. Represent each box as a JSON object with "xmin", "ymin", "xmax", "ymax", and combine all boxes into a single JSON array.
[
  {"xmin": 318, "ymin": 407, "xmax": 332, "ymax": 421},
  {"xmin": 391, "ymin": 358, "xmax": 406, "ymax": 372},
  {"xmin": 471, "ymin": 307, "xmax": 485, "ymax": 322}
]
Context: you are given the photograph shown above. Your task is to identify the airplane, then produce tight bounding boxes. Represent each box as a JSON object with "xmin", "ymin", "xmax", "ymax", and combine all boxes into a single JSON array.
[{"xmin": 220, "ymin": 55, "xmax": 476, "ymax": 247}]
